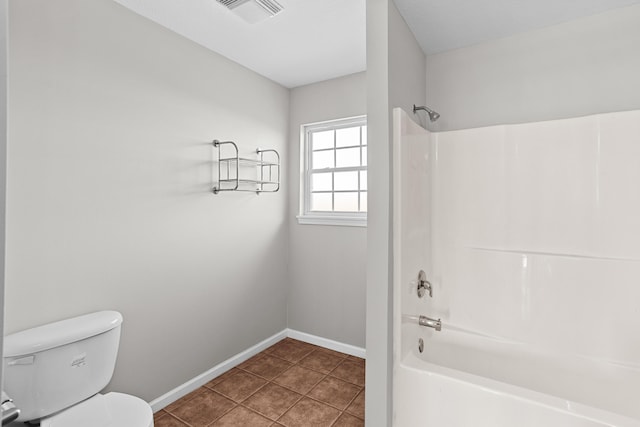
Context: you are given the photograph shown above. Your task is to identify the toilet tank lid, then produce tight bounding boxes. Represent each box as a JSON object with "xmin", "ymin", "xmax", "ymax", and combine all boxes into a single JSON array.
[{"xmin": 3, "ymin": 311, "xmax": 123, "ymax": 358}]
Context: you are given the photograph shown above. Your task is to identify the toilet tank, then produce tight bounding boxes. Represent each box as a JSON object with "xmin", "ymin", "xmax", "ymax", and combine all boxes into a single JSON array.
[{"xmin": 3, "ymin": 311, "xmax": 124, "ymax": 422}]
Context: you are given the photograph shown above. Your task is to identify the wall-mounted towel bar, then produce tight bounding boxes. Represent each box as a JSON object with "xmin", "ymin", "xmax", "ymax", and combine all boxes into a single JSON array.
[{"xmin": 213, "ymin": 140, "xmax": 280, "ymax": 194}]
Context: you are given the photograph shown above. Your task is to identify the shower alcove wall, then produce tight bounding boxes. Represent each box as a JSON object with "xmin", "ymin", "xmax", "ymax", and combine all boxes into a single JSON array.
[{"xmin": 393, "ymin": 107, "xmax": 640, "ymax": 426}]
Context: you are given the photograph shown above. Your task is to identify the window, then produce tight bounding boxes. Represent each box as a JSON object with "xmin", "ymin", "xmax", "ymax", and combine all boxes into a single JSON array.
[{"xmin": 298, "ymin": 116, "xmax": 367, "ymax": 227}]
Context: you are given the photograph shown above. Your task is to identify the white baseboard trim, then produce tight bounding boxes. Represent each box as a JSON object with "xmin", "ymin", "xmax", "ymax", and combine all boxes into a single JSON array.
[
  {"xmin": 148, "ymin": 329, "xmax": 365, "ymax": 412},
  {"xmin": 149, "ymin": 329, "xmax": 287, "ymax": 412},
  {"xmin": 286, "ymin": 329, "xmax": 366, "ymax": 359}
]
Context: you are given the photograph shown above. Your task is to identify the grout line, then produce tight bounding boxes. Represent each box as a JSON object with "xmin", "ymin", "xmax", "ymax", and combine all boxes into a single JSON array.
[
  {"xmin": 239, "ymin": 379, "xmax": 270, "ymax": 404},
  {"xmin": 303, "ymin": 373, "xmax": 364, "ymax": 413},
  {"xmin": 204, "ymin": 390, "xmax": 239, "ymax": 427},
  {"xmin": 161, "ymin": 338, "xmax": 364, "ymax": 426},
  {"xmin": 169, "ymin": 411, "xmax": 195, "ymax": 427},
  {"xmin": 344, "ymin": 388, "xmax": 365, "ymax": 420},
  {"xmin": 303, "ymin": 393, "xmax": 347, "ymax": 413},
  {"xmin": 149, "ymin": 329, "xmax": 287, "ymax": 412},
  {"xmin": 238, "ymin": 390, "xmax": 305, "ymax": 422},
  {"xmin": 342, "ymin": 388, "xmax": 363, "ymax": 416}
]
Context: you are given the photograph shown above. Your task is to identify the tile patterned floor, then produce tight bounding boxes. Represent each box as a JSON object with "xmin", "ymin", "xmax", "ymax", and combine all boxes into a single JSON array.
[{"xmin": 154, "ymin": 338, "xmax": 365, "ymax": 427}]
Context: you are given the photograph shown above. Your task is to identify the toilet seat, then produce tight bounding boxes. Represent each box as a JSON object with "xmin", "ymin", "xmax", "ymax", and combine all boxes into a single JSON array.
[{"xmin": 41, "ymin": 392, "xmax": 153, "ymax": 427}]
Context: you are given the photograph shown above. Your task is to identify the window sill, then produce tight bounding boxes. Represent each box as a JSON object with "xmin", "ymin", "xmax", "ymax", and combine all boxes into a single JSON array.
[{"xmin": 296, "ymin": 214, "xmax": 367, "ymax": 227}]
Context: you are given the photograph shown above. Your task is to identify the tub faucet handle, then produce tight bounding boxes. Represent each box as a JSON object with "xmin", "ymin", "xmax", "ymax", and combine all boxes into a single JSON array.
[{"xmin": 417, "ymin": 270, "xmax": 432, "ymax": 298}]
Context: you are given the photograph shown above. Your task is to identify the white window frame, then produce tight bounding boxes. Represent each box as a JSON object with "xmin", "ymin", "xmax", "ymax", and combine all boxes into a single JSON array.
[{"xmin": 297, "ymin": 115, "xmax": 367, "ymax": 227}]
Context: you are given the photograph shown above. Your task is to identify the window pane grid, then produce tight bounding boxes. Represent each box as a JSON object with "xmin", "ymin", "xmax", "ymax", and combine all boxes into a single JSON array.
[
  {"xmin": 303, "ymin": 116, "xmax": 367, "ymax": 220},
  {"xmin": 314, "ymin": 144, "xmax": 361, "ymax": 151},
  {"xmin": 311, "ymin": 190, "xmax": 368, "ymax": 194},
  {"xmin": 311, "ymin": 165, "xmax": 366, "ymax": 172},
  {"xmin": 331, "ymin": 170, "xmax": 335, "ymax": 210},
  {"xmin": 357, "ymin": 168, "xmax": 361, "ymax": 210},
  {"xmin": 310, "ymin": 192, "xmax": 367, "ymax": 211},
  {"xmin": 333, "ymin": 137, "xmax": 338, "ymax": 174}
]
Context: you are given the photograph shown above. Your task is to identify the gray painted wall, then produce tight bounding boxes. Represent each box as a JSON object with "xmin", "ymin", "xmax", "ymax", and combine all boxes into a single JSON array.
[
  {"xmin": 0, "ymin": 0, "xmax": 6, "ymax": 392},
  {"xmin": 426, "ymin": 3, "xmax": 640, "ymax": 131},
  {"xmin": 287, "ymin": 72, "xmax": 367, "ymax": 348},
  {"xmin": 366, "ymin": 0, "xmax": 425, "ymax": 425},
  {"xmin": 6, "ymin": 0, "xmax": 289, "ymax": 402},
  {"xmin": 389, "ymin": 7, "xmax": 427, "ymax": 128}
]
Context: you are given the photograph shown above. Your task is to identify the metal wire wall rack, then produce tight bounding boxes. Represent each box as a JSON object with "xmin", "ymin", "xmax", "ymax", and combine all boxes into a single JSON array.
[{"xmin": 212, "ymin": 139, "xmax": 280, "ymax": 194}]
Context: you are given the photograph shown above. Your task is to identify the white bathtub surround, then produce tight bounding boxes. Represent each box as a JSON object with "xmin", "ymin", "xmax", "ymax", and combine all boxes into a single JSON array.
[{"xmin": 393, "ymin": 108, "xmax": 640, "ymax": 426}]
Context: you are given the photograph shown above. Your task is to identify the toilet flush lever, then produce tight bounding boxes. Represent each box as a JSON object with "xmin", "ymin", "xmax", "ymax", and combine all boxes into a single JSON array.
[
  {"xmin": 1, "ymin": 391, "xmax": 20, "ymax": 425},
  {"xmin": 417, "ymin": 270, "xmax": 433, "ymax": 298}
]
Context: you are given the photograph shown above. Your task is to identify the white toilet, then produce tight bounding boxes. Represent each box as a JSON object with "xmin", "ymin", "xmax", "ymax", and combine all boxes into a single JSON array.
[{"xmin": 3, "ymin": 311, "xmax": 153, "ymax": 427}]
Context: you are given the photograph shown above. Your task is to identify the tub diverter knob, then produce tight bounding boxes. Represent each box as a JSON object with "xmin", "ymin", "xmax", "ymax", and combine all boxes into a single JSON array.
[{"xmin": 417, "ymin": 270, "xmax": 433, "ymax": 298}]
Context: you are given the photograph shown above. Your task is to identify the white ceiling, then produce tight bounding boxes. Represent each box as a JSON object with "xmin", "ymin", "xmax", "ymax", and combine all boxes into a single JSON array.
[
  {"xmin": 394, "ymin": 0, "xmax": 640, "ymax": 55},
  {"xmin": 113, "ymin": 0, "xmax": 366, "ymax": 88},
  {"xmin": 114, "ymin": 0, "xmax": 640, "ymax": 88}
]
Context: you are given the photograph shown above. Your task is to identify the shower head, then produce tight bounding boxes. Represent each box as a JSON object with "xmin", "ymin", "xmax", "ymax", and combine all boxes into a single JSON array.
[{"xmin": 413, "ymin": 104, "xmax": 440, "ymax": 122}]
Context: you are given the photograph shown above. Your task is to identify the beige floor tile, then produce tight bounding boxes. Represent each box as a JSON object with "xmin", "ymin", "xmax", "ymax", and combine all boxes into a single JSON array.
[
  {"xmin": 204, "ymin": 368, "xmax": 242, "ymax": 389},
  {"xmin": 277, "ymin": 397, "xmax": 341, "ymax": 427},
  {"xmin": 164, "ymin": 387, "xmax": 208, "ymax": 413},
  {"xmin": 264, "ymin": 339, "xmax": 315, "ymax": 363},
  {"xmin": 243, "ymin": 382, "xmax": 303, "ymax": 420},
  {"xmin": 330, "ymin": 360, "xmax": 365, "ymax": 387},
  {"xmin": 210, "ymin": 405, "xmax": 273, "ymax": 427},
  {"xmin": 211, "ymin": 370, "xmax": 267, "ymax": 402},
  {"xmin": 333, "ymin": 412, "xmax": 365, "ymax": 427},
  {"xmin": 307, "ymin": 376, "xmax": 361, "ymax": 410},
  {"xmin": 157, "ymin": 340, "xmax": 365, "ymax": 427},
  {"xmin": 240, "ymin": 354, "xmax": 292, "ymax": 380},
  {"xmin": 298, "ymin": 350, "xmax": 344, "ymax": 374},
  {"xmin": 345, "ymin": 389, "xmax": 365, "ymax": 419},
  {"xmin": 168, "ymin": 389, "xmax": 236, "ymax": 427},
  {"xmin": 153, "ymin": 411, "xmax": 191, "ymax": 427},
  {"xmin": 273, "ymin": 365, "xmax": 325, "ymax": 394}
]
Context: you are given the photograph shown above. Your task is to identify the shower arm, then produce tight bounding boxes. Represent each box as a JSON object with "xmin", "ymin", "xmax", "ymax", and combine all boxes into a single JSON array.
[{"xmin": 413, "ymin": 104, "xmax": 440, "ymax": 122}]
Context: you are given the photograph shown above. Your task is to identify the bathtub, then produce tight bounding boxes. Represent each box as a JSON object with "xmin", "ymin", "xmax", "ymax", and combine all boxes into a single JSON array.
[
  {"xmin": 391, "ymin": 107, "xmax": 640, "ymax": 427},
  {"xmin": 394, "ymin": 323, "xmax": 640, "ymax": 427}
]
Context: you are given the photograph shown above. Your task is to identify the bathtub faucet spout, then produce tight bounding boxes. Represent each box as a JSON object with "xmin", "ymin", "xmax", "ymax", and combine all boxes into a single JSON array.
[{"xmin": 418, "ymin": 315, "xmax": 442, "ymax": 331}]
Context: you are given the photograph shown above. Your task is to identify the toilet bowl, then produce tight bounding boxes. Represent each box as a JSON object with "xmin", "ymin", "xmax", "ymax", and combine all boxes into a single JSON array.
[
  {"xmin": 40, "ymin": 393, "xmax": 152, "ymax": 427},
  {"xmin": 3, "ymin": 311, "xmax": 153, "ymax": 427}
]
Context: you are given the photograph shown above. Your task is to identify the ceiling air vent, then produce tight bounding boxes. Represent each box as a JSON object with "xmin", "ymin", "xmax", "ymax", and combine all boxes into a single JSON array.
[{"xmin": 216, "ymin": 0, "xmax": 284, "ymax": 24}]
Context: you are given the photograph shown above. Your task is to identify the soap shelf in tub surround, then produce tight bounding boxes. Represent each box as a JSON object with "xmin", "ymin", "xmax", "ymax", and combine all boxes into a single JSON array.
[{"xmin": 213, "ymin": 139, "xmax": 280, "ymax": 194}]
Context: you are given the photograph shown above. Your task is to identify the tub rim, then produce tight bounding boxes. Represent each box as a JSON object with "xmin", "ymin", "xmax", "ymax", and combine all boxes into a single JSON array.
[{"xmin": 398, "ymin": 350, "xmax": 640, "ymax": 427}]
